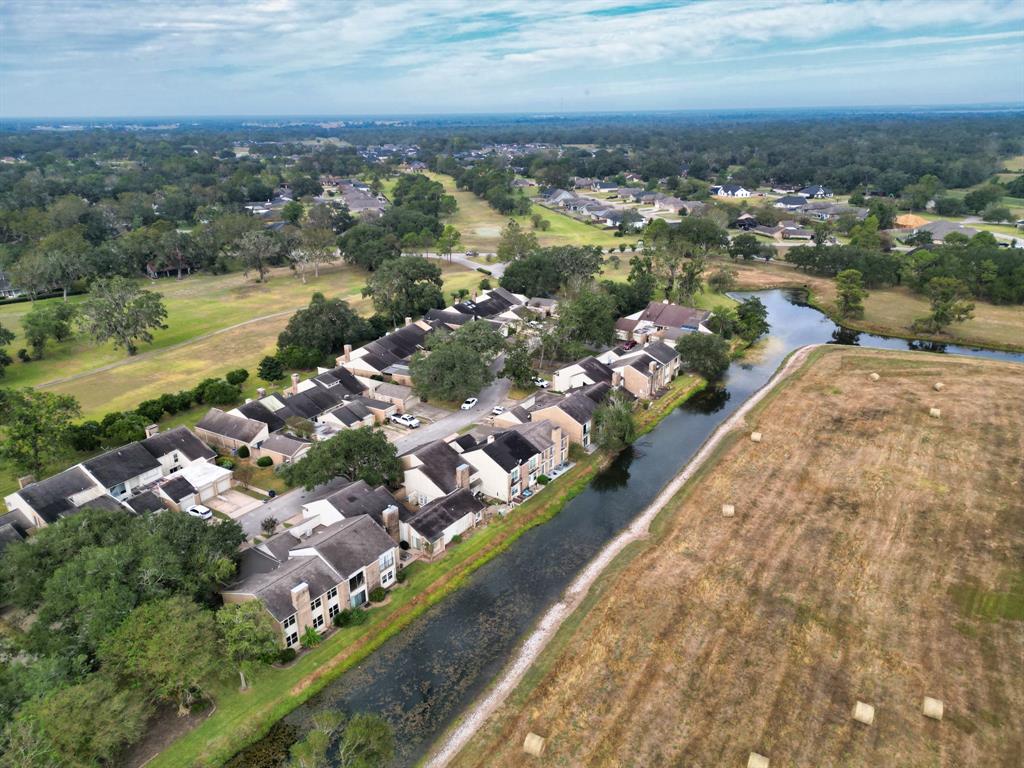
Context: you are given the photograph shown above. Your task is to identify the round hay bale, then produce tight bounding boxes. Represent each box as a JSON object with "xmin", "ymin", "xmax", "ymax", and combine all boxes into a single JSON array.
[
  {"xmin": 929, "ymin": 407, "xmax": 941, "ymax": 419},
  {"xmin": 868, "ymin": 372, "xmax": 880, "ymax": 381},
  {"xmin": 748, "ymin": 753, "xmax": 770, "ymax": 768},
  {"xmin": 523, "ymin": 732, "xmax": 546, "ymax": 757},
  {"xmin": 751, "ymin": 431, "xmax": 762, "ymax": 443},
  {"xmin": 722, "ymin": 504, "xmax": 735, "ymax": 518},
  {"xmin": 922, "ymin": 697, "xmax": 944, "ymax": 720},
  {"xmin": 852, "ymin": 701, "xmax": 875, "ymax": 725},
  {"xmin": 933, "ymin": 382, "xmax": 945, "ymax": 391}
]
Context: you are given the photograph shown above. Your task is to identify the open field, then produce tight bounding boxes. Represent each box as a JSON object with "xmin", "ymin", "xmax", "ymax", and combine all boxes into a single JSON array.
[
  {"xmin": 0, "ymin": 262, "xmax": 480, "ymax": 417},
  {"xmin": 449, "ymin": 347, "xmax": 1024, "ymax": 768},
  {"xmin": 712, "ymin": 257, "xmax": 1024, "ymax": 351},
  {"xmin": 409, "ymin": 172, "xmax": 629, "ymax": 251}
]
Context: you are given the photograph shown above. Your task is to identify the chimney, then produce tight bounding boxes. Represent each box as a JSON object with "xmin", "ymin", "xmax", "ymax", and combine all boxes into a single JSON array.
[
  {"xmin": 455, "ymin": 463, "xmax": 471, "ymax": 490},
  {"xmin": 649, "ymin": 360, "xmax": 658, "ymax": 374},
  {"xmin": 404, "ymin": 316, "xmax": 412, "ymax": 327},
  {"xmin": 290, "ymin": 582, "xmax": 310, "ymax": 610},
  {"xmin": 145, "ymin": 424, "xmax": 159, "ymax": 438},
  {"xmin": 18, "ymin": 474, "xmax": 36, "ymax": 490},
  {"xmin": 486, "ymin": 434, "xmax": 496, "ymax": 445},
  {"xmin": 343, "ymin": 343, "xmax": 352, "ymax": 363},
  {"xmin": 612, "ymin": 370, "xmax": 622, "ymax": 388},
  {"xmin": 244, "ymin": 398, "xmax": 253, "ymax": 404},
  {"xmin": 291, "ymin": 373, "xmax": 300, "ymax": 395},
  {"xmin": 257, "ymin": 387, "xmax": 267, "ymax": 398},
  {"xmin": 381, "ymin": 505, "xmax": 400, "ymax": 538}
]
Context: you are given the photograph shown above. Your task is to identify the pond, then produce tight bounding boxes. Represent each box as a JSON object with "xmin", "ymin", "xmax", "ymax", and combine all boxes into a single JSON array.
[{"xmin": 269, "ymin": 290, "xmax": 1023, "ymax": 766}]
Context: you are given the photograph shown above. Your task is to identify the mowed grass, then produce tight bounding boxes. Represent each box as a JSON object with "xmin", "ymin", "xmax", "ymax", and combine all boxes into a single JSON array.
[
  {"xmin": 450, "ymin": 348, "xmax": 1024, "ymax": 768},
  {"xmin": 412, "ymin": 172, "xmax": 629, "ymax": 252},
  {"xmin": 0, "ymin": 262, "xmax": 480, "ymax": 419},
  {"xmin": 712, "ymin": 256, "xmax": 1024, "ymax": 351}
]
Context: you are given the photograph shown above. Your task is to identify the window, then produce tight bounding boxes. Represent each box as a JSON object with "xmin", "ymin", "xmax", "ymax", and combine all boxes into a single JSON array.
[
  {"xmin": 329, "ymin": 603, "xmax": 340, "ymax": 619},
  {"xmin": 349, "ymin": 571, "xmax": 365, "ymax": 592},
  {"xmin": 510, "ymin": 484, "xmax": 519, "ymax": 498},
  {"xmin": 283, "ymin": 614, "xmax": 297, "ymax": 629},
  {"xmin": 312, "ymin": 613, "xmax": 324, "ymax": 630},
  {"xmin": 285, "ymin": 631, "xmax": 299, "ymax": 648},
  {"xmin": 381, "ymin": 569, "xmax": 394, "ymax": 586},
  {"xmin": 529, "ymin": 456, "xmax": 538, "ymax": 470},
  {"xmin": 379, "ymin": 550, "xmax": 394, "ymax": 571},
  {"xmin": 510, "ymin": 467, "xmax": 520, "ymax": 483},
  {"xmin": 327, "ymin": 587, "xmax": 338, "ymax": 601},
  {"xmin": 310, "ymin": 596, "xmax": 322, "ymax": 612}
]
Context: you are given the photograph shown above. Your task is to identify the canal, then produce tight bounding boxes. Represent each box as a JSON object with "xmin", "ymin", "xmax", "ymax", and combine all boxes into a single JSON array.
[{"xmin": 276, "ymin": 289, "xmax": 1023, "ymax": 766}]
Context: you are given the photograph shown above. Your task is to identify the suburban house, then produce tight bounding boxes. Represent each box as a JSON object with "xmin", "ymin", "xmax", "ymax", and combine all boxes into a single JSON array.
[
  {"xmin": 222, "ymin": 514, "xmax": 399, "ymax": 647},
  {"xmin": 545, "ymin": 189, "xmax": 576, "ymax": 205},
  {"xmin": 300, "ymin": 479, "xmax": 403, "ymax": 536},
  {"xmin": 340, "ymin": 319, "xmax": 435, "ymax": 379},
  {"xmin": 460, "ymin": 420, "xmax": 568, "ymax": 503},
  {"xmin": 910, "ymin": 220, "xmax": 980, "ymax": 243},
  {"xmin": 257, "ymin": 434, "xmax": 311, "ymax": 465},
  {"xmin": 399, "ymin": 487, "xmax": 484, "ymax": 557},
  {"xmin": 799, "ymin": 184, "xmax": 833, "ymax": 198},
  {"xmin": 552, "ymin": 355, "xmax": 616, "ymax": 393},
  {"xmin": 773, "ymin": 194, "xmax": 807, "ymax": 210},
  {"xmin": 526, "ymin": 382, "xmax": 612, "ymax": 448},
  {"xmin": 4, "ymin": 426, "xmax": 230, "ymax": 528},
  {"xmin": 654, "ymin": 195, "xmax": 688, "ymax": 214},
  {"xmin": 801, "ymin": 202, "xmax": 868, "ymax": 221},
  {"xmin": 371, "ymin": 381, "xmax": 419, "ymax": 413},
  {"xmin": 710, "ymin": 184, "xmax": 752, "ymax": 198},
  {"xmin": 610, "ymin": 341, "xmax": 681, "ymax": 400},
  {"xmin": 401, "ymin": 438, "xmax": 476, "ymax": 506},
  {"xmin": 196, "ymin": 408, "xmax": 269, "ymax": 453},
  {"xmin": 615, "ymin": 300, "xmax": 713, "ymax": 343}
]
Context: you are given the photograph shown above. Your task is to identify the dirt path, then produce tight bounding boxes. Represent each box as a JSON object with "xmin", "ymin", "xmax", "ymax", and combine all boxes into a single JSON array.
[
  {"xmin": 35, "ymin": 308, "xmax": 299, "ymax": 388},
  {"xmin": 425, "ymin": 344, "xmax": 821, "ymax": 768}
]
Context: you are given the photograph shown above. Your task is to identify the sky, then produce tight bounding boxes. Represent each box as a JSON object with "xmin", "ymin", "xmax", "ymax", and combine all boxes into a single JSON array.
[{"xmin": 1, "ymin": 0, "xmax": 1023, "ymax": 118}]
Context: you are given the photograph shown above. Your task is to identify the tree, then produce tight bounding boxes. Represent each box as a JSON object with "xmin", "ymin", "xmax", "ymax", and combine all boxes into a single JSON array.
[
  {"xmin": 496, "ymin": 220, "xmax": 539, "ymax": 261},
  {"xmin": 235, "ymin": 230, "xmax": 278, "ymax": 282},
  {"xmin": 0, "ymin": 321, "xmax": 14, "ymax": 378},
  {"xmin": 728, "ymin": 232, "xmax": 766, "ymax": 261},
  {"xmin": 335, "ymin": 713, "xmax": 395, "ymax": 768},
  {"xmin": 502, "ymin": 338, "xmax": 535, "ymax": 388},
  {"xmin": 290, "ymin": 227, "xmax": 336, "ymax": 282},
  {"xmin": 735, "ymin": 296, "xmax": 770, "ymax": 342},
  {"xmin": 79, "ymin": 276, "xmax": 168, "ymax": 355},
  {"xmin": 707, "ymin": 266, "xmax": 737, "ymax": 293},
  {"xmin": 499, "ymin": 252, "xmax": 562, "ymax": 297},
  {"xmin": 982, "ymin": 203, "xmax": 1012, "ymax": 223},
  {"xmin": 290, "ymin": 711, "xmax": 344, "ymax": 768},
  {"xmin": 448, "ymin": 319, "xmax": 504, "ymax": 360},
  {"xmin": 277, "ymin": 293, "xmax": 371, "ymax": 362},
  {"xmin": 338, "ymin": 223, "xmax": 400, "ymax": 271},
  {"xmin": 835, "ymin": 268, "xmax": 868, "ymax": 319},
  {"xmin": 281, "ymin": 200, "xmax": 305, "ymax": 226},
  {"xmin": 157, "ymin": 227, "xmax": 195, "ymax": 280},
  {"xmin": 100, "ymin": 596, "xmax": 221, "ymax": 715},
  {"xmin": 914, "ymin": 277, "xmax": 975, "ymax": 333},
  {"xmin": 592, "ymin": 390, "xmax": 636, "ymax": 453},
  {"xmin": 0, "ymin": 388, "xmax": 80, "ymax": 475},
  {"xmin": 435, "ymin": 224, "xmax": 462, "ymax": 261},
  {"xmin": 261, "ymin": 516, "xmax": 278, "ymax": 536},
  {"xmin": 284, "ymin": 427, "xmax": 400, "ymax": 490},
  {"xmin": 363, "ymin": 256, "xmax": 444, "ymax": 325},
  {"xmin": 21, "ymin": 301, "xmax": 76, "ymax": 359},
  {"xmin": 258, "ymin": 355, "xmax": 285, "ymax": 382},
  {"xmin": 410, "ymin": 328, "xmax": 495, "ymax": 403},
  {"xmin": 676, "ymin": 332, "xmax": 730, "ymax": 380},
  {"xmin": 675, "ymin": 216, "xmax": 728, "ymax": 257},
  {"xmin": 676, "ymin": 257, "xmax": 706, "ymax": 303},
  {"xmin": 32, "ymin": 228, "xmax": 92, "ymax": 300},
  {"xmin": 849, "ymin": 215, "xmax": 882, "ymax": 250},
  {"xmin": 1, "ymin": 674, "xmax": 150, "ymax": 768},
  {"xmin": 550, "ymin": 245, "xmax": 604, "ymax": 296},
  {"xmin": 216, "ymin": 601, "xmax": 280, "ymax": 691},
  {"xmin": 556, "ymin": 289, "xmax": 617, "ymax": 351}
]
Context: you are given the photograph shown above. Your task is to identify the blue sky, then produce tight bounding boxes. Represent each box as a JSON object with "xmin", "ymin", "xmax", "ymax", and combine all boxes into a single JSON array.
[{"xmin": 1, "ymin": 0, "xmax": 1023, "ymax": 117}]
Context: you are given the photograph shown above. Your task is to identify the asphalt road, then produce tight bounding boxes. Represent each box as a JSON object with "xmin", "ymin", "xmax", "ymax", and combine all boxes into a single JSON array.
[{"xmin": 233, "ymin": 475, "xmax": 352, "ymax": 538}]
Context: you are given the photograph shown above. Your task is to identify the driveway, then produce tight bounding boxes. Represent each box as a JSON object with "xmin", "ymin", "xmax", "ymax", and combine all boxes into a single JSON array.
[
  {"xmin": 392, "ymin": 375, "xmax": 511, "ymax": 453},
  {"xmin": 208, "ymin": 489, "xmax": 263, "ymax": 519},
  {"xmin": 233, "ymin": 475, "xmax": 352, "ymax": 539}
]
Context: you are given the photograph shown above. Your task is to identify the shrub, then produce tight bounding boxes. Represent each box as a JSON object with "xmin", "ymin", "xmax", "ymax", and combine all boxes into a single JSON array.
[
  {"xmin": 450, "ymin": 534, "xmax": 463, "ymax": 545},
  {"xmin": 101, "ymin": 412, "xmax": 147, "ymax": 446},
  {"xmin": 277, "ymin": 647, "xmax": 297, "ymax": 665},
  {"xmin": 369, "ymin": 587, "xmax": 387, "ymax": 603},
  {"xmin": 537, "ymin": 474, "xmax": 551, "ymax": 485},
  {"xmin": 478, "ymin": 278, "xmax": 492, "ymax": 291},
  {"xmin": 223, "ymin": 721, "xmax": 299, "ymax": 768},
  {"xmin": 333, "ymin": 609, "xmax": 351, "ymax": 627},
  {"xmin": 225, "ymin": 368, "xmax": 250, "ymax": 386},
  {"xmin": 350, "ymin": 607, "xmax": 368, "ymax": 624},
  {"xmin": 236, "ymin": 444, "xmax": 250, "ymax": 459},
  {"xmin": 396, "ymin": 569, "xmax": 407, "ymax": 583},
  {"xmin": 277, "ymin": 345, "xmax": 321, "ymax": 370},
  {"xmin": 300, "ymin": 627, "xmax": 321, "ymax": 648},
  {"xmin": 476, "ymin": 267, "xmax": 492, "ymax": 275},
  {"xmin": 260, "ymin": 516, "xmax": 278, "ymax": 536},
  {"xmin": 399, "ymin": 540, "xmax": 410, "ymax": 550},
  {"xmin": 257, "ymin": 355, "xmax": 285, "ymax": 383},
  {"xmin": 173, "ymin": 390, "xmax": 194, "ymax": 411},
  {"xmin": 68, "ymin": 420, "xmax": 103, "ymax": 452},
  {"xmin": 256, "ymin": 456, "xmax": 273, "ymax": 467},
  {"xmin": 158, "ymin": 393, "xmax": 181, "ymax": 415},
  {"xmin": 17, "ymin": 348, "xmax": 29, "ymax": 362},
  {"xmin": 136, "ymin": 399, "xmax": 165, "ymax": 422},
  {"xmin": 199, "ymin": 379, "xmax": 241, "ymax": 406},
  {"xmin": 217, "ymin": 457, "xmax": 236, "ymax": 470}
]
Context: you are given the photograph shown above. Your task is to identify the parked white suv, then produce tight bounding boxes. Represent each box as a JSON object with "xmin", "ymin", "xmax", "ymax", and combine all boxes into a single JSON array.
[
  {"xmin": 460, "ymin": 397, "xmax": 479, "ymax": 410},
  {"xmin": 389, "ymin": 413, "xmax": 421, "ymax": 428},
  {"xmin": 187, "ymin": 505, "xmax": 213, "ymax": 520},
  {"xmin": 532, "ymin": 376, "xmax": 549, "ymax": 389}
]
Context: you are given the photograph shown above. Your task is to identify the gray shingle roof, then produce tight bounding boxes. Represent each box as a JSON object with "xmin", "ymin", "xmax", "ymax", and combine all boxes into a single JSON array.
[
  {"xmin": 404, "ymin": 439, "xmax": 466, "ymax": 494},
  {"xmin": 227, "ymin": 555, "xmax": 341, "ymax": 622},
  {"xmin": 82, "ymin": 443, "xmax": 161, "ymax": 488},
  {"xmin": 235, "ymin": 400, "xmax": 288, "ymax": 433},
  {"xmin": 125, "ymin": 490, "xmax": 165, "ymax": 514},
  {"xmin": 477, "ymin": 431, "xmax": 538, "ymax": 472},
  {"xmin": 140, "ymin": 426, "xmax": 215, "ymax": 462},
  {"xmin": 402, "ymin": 488, "xmax": 482, "ymax": 542},
  {"xmin": 323, "ymin": 480, "xmax": 401, "ymax": 528},
  {"xmin": 298, "ymin": 515, "xmax": 395, "ymax": 578},
  {"xmin": 260, "ymin": 433, "xmax": 310, "ymax": 457},
  {"xmin": 160, "ymin": 474, "xmax": 196, "ymax": 502},
  {"xmin": 15, "ymin": 466, "xmax": 96, "ymax": 524},
  {"xmin": 197, "ymin": 408, "xmax": 266, "ymax": 443}
]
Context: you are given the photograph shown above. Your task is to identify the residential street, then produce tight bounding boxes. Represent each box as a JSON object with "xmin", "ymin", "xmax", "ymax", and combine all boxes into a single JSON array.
[
  {"xmin": 233, "ymin": 475, "xmax": 351, "ymax": 538},
  {"xmin": 392, "ymin": 375, "xmax": 510, "ymax": 453},
  {"xmin": 423, "ymin": 252, "xmax": 507, "ymax": 278}
]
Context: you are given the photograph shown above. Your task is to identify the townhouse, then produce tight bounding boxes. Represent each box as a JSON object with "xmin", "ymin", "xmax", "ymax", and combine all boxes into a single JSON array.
[
  {"xmin": 460, "ymin": 420, "xmax": 568, "ymax": 503},
  {"xmin": 610, "ymin": 341, "xmax": 681, "ymax": 400},
  {"xmin": 615, "ymin": 300, "xmax": 714, "ymax": 343},
  {"xmin": 399, "ymin": 487, "xmax": 485, "ymax": 557}
]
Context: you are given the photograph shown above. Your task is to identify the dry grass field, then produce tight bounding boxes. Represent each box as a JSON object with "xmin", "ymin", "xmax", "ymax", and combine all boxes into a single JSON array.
[{"xmin": 450, "ymin": 348, "xmax": 1024, "ymax": 768}]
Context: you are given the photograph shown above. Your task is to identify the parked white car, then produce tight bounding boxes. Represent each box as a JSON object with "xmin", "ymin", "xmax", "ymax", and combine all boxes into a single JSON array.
[
  {"xmin": 532, "ymin": 376, "xmax": 549, "ymax": 389},
  {"xmin": 491, "ymin": 405, "xmax": 505, "ymax": 416},
  {"xmin": 461, "ymin": 397, "xmax": 479, "ymax": 410},
  {"xmin": 187, "ymin": 505, "xmax": 213, "ymax": 520},
  {"xmin": 389, "ymin": 413, "xmax": 421, "ymax": 428}
]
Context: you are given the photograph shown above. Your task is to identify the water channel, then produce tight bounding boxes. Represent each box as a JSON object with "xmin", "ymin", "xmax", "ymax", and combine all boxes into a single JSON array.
[{"xmin": 272, "ymin": 289, "xmax": 1023, "ymax": 766}]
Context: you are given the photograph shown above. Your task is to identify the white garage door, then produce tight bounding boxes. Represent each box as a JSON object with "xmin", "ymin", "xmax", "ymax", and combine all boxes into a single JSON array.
[{"xmin": 215, "ymin": 477, "xmax": 232, "ymax": 494}]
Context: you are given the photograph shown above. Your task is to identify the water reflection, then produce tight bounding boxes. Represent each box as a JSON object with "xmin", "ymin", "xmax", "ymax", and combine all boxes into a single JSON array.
[{"xmin": 263, "ymin": 290, "xmax": 1022, "ymax": 768}]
